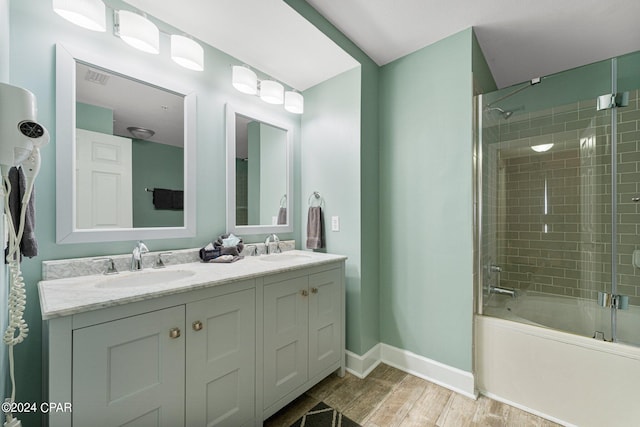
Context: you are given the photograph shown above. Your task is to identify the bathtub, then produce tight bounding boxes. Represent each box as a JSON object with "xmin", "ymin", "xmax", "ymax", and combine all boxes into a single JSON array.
[
  {"xmin": 484, "ymin": 292, "xmax": 640, "ymax": 345},
  {"xmin": 476, "ymin": 292, "xmax": 640, "ymax": 427}
]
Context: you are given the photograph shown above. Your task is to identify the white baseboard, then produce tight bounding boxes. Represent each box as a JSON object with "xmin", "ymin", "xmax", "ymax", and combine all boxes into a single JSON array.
[
  {"xmin": 345, "ymin": 343, "xmax": 381, "ymax": 379},
  {"xmin": 345, "ymin": 342, "xmax": 476, "ymax": 399}
]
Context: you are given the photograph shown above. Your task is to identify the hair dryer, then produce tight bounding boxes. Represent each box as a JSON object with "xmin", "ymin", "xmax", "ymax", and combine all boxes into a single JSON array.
[
  {"xmin": 0, "ymin": 83, "xmax": 49, "ymax": 174},
  {"xmin": 0, "ymin": 82, "xmax": 48, "ymax": 427}
]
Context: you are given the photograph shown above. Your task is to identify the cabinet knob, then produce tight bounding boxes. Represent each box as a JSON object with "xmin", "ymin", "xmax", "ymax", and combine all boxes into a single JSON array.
[
  {"xmin": 311, "ymin": 287, "xmax": 319, "ymax": 294},
  {"xmin": 300, "ymin": 289, "xmax": 309, "ymax": 297},
  {"xmin": 169, "ymin": 327, "xmax": 181, "ymax": 339},
  {"xmin": 192, "ymin": 320, "xmax": 204, "ymax": 331}
]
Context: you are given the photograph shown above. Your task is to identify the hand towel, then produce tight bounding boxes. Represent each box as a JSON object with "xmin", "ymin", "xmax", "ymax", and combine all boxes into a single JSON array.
[
  {"xmin": 306, "ymin": 206, "xmax": 324, "ymax": 249},
  {"xmin": 5, "ymin": 166, "xmax": 38, "ymax": 260},
  {"xmin": 277, "ymin": 207, "xmax": 287, "ymax": 225},
  {"xmin": 172, "ymin": 190, "xmax": 184, "ymax": 210},
  {"xmin": 152, "ymin": 188, "xmax": 173, "ymax": 209}
]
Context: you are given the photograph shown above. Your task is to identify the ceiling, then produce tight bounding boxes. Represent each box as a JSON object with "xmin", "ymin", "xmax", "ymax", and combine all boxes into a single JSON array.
[
  {"xmin": 306, "ymin": 0, "xmax": 640, "ymax": 88},
  {"xmin": 76, "ymin": 62, "xmax": 184, "ymax": 146},
  {"xmin": 125, "ymin": 0, "xmax": 639, "ymax": 91},
  {"xmin": 122, "ymin": 0, "xmax": 358, "ymax": 91}
]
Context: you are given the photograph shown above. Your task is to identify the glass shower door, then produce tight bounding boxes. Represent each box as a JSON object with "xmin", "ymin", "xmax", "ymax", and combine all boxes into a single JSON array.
[
  {"xmin": 479, "ymin": 58, "xmax": 617, "ymax": 341},
  {"xmin": 614, "ymin": 51, "xmax": 640, "ymax": 346}
]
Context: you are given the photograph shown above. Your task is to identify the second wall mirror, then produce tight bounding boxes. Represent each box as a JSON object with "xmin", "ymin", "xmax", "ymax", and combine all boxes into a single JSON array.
[{"xmin": 226, "ymin": 104, "xmax": 293, "ymax": 235}]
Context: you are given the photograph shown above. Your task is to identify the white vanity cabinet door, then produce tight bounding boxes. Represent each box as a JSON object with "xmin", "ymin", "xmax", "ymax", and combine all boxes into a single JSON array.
[
  {"xmin": 72, "ymin": 305, "xmax": 185, "ymax": 427},
  {"xmin": 263, "ymin": 276, "xmax": 309, "ymax": 409},
  {"xmin": 185, "ymin": 288, "xmax": 256, "ymax": 427},
  {"xmin": 308, "ymin": 268, "xmax": 342, "ymax": 378}
]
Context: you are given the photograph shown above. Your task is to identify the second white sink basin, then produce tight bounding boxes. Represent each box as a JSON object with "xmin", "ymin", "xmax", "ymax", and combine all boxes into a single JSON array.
[
  {"xmin": 259, "ymin": 253, "xmax": 312, "ymax": 263},
  {"xmin": 95, "ymin": 269, "xmax": 196, "ymax": 289}
]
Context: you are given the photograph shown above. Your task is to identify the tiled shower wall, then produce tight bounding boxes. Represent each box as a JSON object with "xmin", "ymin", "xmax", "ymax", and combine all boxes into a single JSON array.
[{"xmin": 484, "ymin": 89, "xmax": 640, "ymax": 306}]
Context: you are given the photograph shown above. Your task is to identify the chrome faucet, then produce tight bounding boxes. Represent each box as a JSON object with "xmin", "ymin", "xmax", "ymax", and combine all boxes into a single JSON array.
[
  {"xmin": 264, "ymin": 234, "xmax": 281, "ymax": 255},
  {"xmin": 131, "ymin": 241, "xmax": 149, "ymax": 271},
  {"xmin": 489, "ymin": 285, "xmax": 517, "ymax": 298}
]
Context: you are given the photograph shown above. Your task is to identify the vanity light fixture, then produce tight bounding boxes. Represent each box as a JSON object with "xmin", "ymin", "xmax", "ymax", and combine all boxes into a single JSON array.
[
  {"xmin": 260, "ymin": 80, "xmax": 284, "ymax": 105},
  {"xmin": 170, "ymin": 35, "xmax": 204, "ymax": 71},
  {"xmin": 531, "ymin": 143, "xmax": 554, "ymax": 152},
  {"xmin": 232, "ymin": 66, "xmax": 258, "ymax": 95},
  {"xmin": 231, "ymin": 65, "xmax": 303, "ymax": 114},
  {"xmin": 284, "ymin": 90, "xmax": 304, "ymax": 114},
  {"xmin": 115, "ymin": 10, "xmax": 159, "ymax": 54},
  {"xmin": 54, "ymin": 2, "xmax": 206, "ymax": 71},
  {"xmin": 53, "ymin": 0, "xmax": 106, "ymax": 32}
]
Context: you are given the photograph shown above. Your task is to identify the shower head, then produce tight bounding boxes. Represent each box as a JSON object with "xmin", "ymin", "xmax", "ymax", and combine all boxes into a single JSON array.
[{"xmin": 486, "ymin": 106, "xmax": 513, "ymax": 120}]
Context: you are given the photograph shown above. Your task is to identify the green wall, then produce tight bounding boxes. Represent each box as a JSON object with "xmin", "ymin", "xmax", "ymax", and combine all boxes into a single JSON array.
[
  {"xmin": 259, "ymin": 123, "xmax": 287, "ymax": 225},
  {"xmin": 131, "ymin": 140, "xmax": 184, "ymax": 228},
  {"xmin": 76, "ymin": 101, "xmax": 113, "ymax": 134},
  {"xmin": 286, "ymin": 0, "xmax": 380, "ymax": 355},
  {"xmin": 8, "ymin": 1, "xmax": 299, "ymax": 424},
  {"xmin": 484, "ymin": 50, "xmax": 640, "ymax": 119},
  {"xmin": 247, "ymin": 121, "xmax": 261, "ymax": 224},
  {"xmin": 302, "ymin": 67, "xmax": 362, "ymax": 353},
  {"xmin": 379, "ymin": 28, "xmax": 475, "ymax": 371},
  {"xmin": 472, "ymin": 32, "xmax": 497, "ymax": 95}
]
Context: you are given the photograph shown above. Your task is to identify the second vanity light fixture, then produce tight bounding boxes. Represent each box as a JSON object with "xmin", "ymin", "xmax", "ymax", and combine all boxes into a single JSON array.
[
  {"xmin": 232, "ymin": 65, "xmax": 304, "ymax": 115},
  {"xmin": 52, "ymin": 0, "xmax": 204, "ymax": 71}
]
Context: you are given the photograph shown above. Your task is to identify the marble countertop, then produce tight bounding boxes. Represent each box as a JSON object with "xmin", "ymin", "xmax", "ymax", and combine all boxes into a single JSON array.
[{"xmin": 38, "ymin": 250, "xmax": 346, "ymax": 320}]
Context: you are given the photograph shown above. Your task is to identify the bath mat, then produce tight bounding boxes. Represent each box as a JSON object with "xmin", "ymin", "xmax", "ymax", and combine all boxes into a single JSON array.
[{"xmin": 290, "ymin": 402, "xmax": 361, "ymax": 427}]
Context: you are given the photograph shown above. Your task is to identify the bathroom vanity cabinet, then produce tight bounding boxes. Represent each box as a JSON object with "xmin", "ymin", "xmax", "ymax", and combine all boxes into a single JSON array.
[
  {"xmin": 262, "ymin": 268, "xmax": 342, "ymax": 413},
  {"xmin": 41, "ymin": 254, "xmax": 345, "ymax": 427}
]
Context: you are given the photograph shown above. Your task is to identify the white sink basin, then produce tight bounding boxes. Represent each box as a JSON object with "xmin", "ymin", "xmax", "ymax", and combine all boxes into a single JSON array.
[
  {"xmin": 94, "ymin": 269, "xmax": 196, "ymax": 289},
  {"xmin": 259, "ymin": 253, "xmax": 312, "ymax": 263}
]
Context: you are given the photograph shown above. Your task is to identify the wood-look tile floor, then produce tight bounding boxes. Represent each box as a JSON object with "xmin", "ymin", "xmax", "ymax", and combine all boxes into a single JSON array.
[{"xmin": 264, "ymin": 363, "xmax": 561, "ymax": 427}]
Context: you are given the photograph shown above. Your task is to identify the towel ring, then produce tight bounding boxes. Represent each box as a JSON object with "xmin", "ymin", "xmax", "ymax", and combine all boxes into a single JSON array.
[
  {"xmin": 279, "ymin": 194, "xmax": 287, "ymax": 208},
  {"xmin": 308, "ymin": 191, "xmax": 325, "ymax": 208}
]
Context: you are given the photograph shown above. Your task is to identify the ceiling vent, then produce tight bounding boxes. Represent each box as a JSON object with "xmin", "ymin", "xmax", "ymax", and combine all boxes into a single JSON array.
[{"xmin": 84, "ymin": 68, "xmax": 110, "ymax": 85}]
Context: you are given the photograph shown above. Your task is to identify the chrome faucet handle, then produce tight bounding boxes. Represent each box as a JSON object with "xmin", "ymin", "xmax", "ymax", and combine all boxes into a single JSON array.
[
  {"xmin": 153, "ymin": 252, "xmax": 172, "ymax": 269},
  {"xmin": 131, "ymin": 241, "xmax": 149, "ymax": 271},
  {"xmin": 246, "ymin": 245, "xmax": 258, "ymax": 256},
  {"xmin": 137, "ymin": 241, "xmax": 149, "ymax": 255},
  {"xmin": 93, "ymin": 257, "xmax": 118, "ymax": 275},
  {"xmin": 264, "ymin": 234, "xmax": 280, "ymax": 255}
]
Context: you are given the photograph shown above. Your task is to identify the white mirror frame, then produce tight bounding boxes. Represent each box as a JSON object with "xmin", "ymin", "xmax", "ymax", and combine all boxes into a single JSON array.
[
  {"xmin": 225, "ymin": 103, "xmax": 293, "ymax": 235},
  {"xmin": 55, "ymin": 43, "xmax": 197, "ymax": 243}
]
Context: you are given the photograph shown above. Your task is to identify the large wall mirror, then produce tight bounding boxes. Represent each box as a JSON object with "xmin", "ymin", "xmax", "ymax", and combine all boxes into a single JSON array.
[
  {"xmin": 226, "ymin": 104, "xmax": 293, "ymax": 235},
  {"xmin": 56, "ymin": 43, "xmax": 196, "ymax": 243}
]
